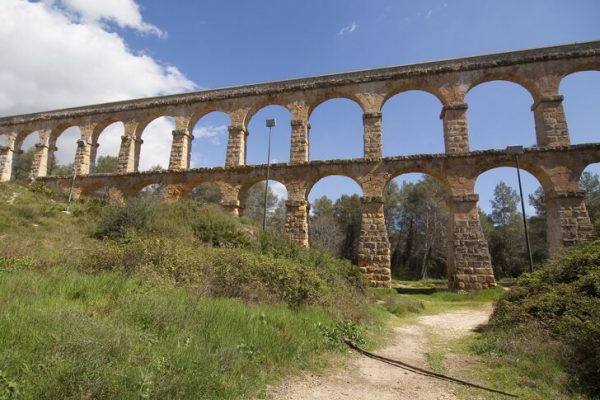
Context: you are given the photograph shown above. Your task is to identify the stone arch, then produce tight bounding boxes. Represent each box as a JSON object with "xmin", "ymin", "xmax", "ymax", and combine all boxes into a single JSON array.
[
  {"xmin": 307, "ymin": 93, "xmax": 366, "ymax": 119},
  {"xmin": 307, "ymin": 174, "xmax": 364, "ymax": 264},
  {"xmin": 243, "ymin": 99, "xmax": 293, "ymax": 128},
  {"xmin": 93, "ymin": 121, "xmax": 124, "ymax": 173},
  {"xmin": 467, "ymin": 73, "xmax": 540, "ymax": 101},
  {"xmin": 245, "ymin": 104, "xmax": 292, "ymax": 165},
  {"xmin": 189, "ymin": 111, "xmax": 231, "ymax": 168},
  {"xmin": 239, "ymin": 178, "xmax": 288, "ymax": 230},
  {"xmin": 308, "ymin": 97, "xmax": 364, "ymax": 161},
  {"xmin": 466, "ymin": 80, "xmax": 537, "ymax": 151},
  {"xmin": 51, "ymin": 125, "xmax": 81, "ymax": 176},
  {"xmin": 187, "ymin": 106, "xmax": 235, "ymax": 133},
  {"xmin": 11, "ymin": 130, "xmax": 40, "ymax": 180},
  {"xmin": 306, "ymin": 172, "xmax": 364, "ymax": 199},
  {"xmin": 137, "ymin": 115, "xmax": 175, "ymax": 171},
  {"xmin": 381, "ymin": 84, "xmax": 447, "ymax": 109},
  {"xmin": 474, "ymin": 159, "xmax": 553, "ymax": 195},
  {"xmin": 384, "ymin": 172, "xmax": 451, "ymax": 280},
  {"xmin": 381, "ymin": 89, "xmax": 445, "ymax": 156},
  {"xmin": 187, "ymin": 181, "xmax": 224, "ymax": 204},
  {"xmin": 558, "ymin": 62, "xmax": 600, "ymax": 80},
  {"xmin": 475, "ymin": 166, "xmax": 549, "ymax": 275},
  {"xmin": 559, "ymin": 70, "xmax": 600, "ymax": 144}
]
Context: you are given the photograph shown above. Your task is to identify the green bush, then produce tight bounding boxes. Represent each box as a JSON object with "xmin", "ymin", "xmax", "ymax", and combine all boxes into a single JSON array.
[{"xmin": 485, "ymin": 240, "xmax": 600, "ymax": 397}]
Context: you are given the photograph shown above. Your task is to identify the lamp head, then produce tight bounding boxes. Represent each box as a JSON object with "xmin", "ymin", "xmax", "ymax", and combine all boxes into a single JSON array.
[
  {"xmin": 266, "ymin": 118, "xmax": 276, "ymax": 128},
  {"xmin": 506, "ymin": 145, "xmax": 524, "ymax": 156}
]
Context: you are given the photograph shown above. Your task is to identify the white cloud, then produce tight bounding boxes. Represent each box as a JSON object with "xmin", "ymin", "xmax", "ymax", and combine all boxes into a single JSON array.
[
  {"xmin": 336, "ymin": 22, "xmax": 357, "ymax": 38},
  {"xmin": 137, "ymin": 117, "xmax": 175, "ymax": 171},
  {"xmin": 269, "ymin": 181, "xmax": 288, "ymax": 200},
  {"xmin": 57, "ymin": 0, "xmax": 165, "ymax": 37},
  {"xmin": 192, "ymin": 125, "xmax": 228, "ymax": 145},
  {"xmin": 0, "ymin": 0, "xmax": 197, "ymax": 164}
]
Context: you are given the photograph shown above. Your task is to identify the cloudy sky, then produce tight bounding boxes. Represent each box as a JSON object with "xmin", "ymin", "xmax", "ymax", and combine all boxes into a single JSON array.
[{"xmin": 1, "ymin": 0, "xmax": 599, "ymax": 212}]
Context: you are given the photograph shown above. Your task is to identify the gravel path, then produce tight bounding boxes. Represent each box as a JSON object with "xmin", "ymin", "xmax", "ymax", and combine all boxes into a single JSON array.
[{"xmin": 267, "ymin": 305, "xmax": 492, "ymax": 400}]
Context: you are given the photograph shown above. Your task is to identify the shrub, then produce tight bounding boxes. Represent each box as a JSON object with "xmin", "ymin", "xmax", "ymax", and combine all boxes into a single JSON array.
[{"xmin": 486, "ymin": 240, "xmax": 600, "ymax": 397}]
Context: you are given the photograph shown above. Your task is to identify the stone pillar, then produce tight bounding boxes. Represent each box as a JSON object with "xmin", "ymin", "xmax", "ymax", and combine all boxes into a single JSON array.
[
  {"xmin": 447, "ymin": 194, "xmax": 496, "ymax": 291},
  {"xmin": 30, "ymin": 143, "xmax": 50, "ymax": 179},
  {"xmin": 532, "ymin": 95, "xmax": 570, "ymax": 147},
  {"xmin": 106, "ymin": 187, "xmax": 125, "ymax": 205},
  {"xmin": 73, "ymin": 139, "xmax": 92, "ymax": 175},
  {"xmin": 168, "ymin": 129, "xmax": 193, "ymax": 170},
  {"xmin": 0, "ymin": 147, "xmax": 14, "ymax": 182},
  {"xmin": 284, "ymin": 199, "xmax": 309, "ymax": 247},
  {"xmin": 221, "ymin": 199, "xmax": 242, "ymax": 217},
  {"xmin": 363, "ymin": 112, "xmax": 382, "ymax": 160},
  {"xmin": 117, "ymin": 136, "xmax": 139, "ymax": 173},
  {"xmin": 441, "ymin": 103, "xmax": 469, "ymax": 154},
  {"xmin": 357, "ymin": 196, "xmax": 391, "ymax": 287},
  {"xmin": 163, "ymin": 183, "xmax": 186, "ymax": 201},
  {"xmin": 225, "ymin": 125, "xmax": 247, "ymax": 167},
  {"xmin": 545, "ymin": 190, "xmax": 592, "ymax": 257},
  {"xmin": 290, "ymin": 120, "xmax": 309, "ymax": 164}
]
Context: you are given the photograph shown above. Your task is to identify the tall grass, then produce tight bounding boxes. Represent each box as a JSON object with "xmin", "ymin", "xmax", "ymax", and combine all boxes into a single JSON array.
[{"xmin": 0, "ymin": 267, "xmax": 354, "ymax": 399}]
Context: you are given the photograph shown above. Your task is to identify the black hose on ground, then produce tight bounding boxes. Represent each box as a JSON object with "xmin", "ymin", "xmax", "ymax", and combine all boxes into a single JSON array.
[{"xmin": 343, "ymin": 338, "xmax": 518, "ymax": 398}]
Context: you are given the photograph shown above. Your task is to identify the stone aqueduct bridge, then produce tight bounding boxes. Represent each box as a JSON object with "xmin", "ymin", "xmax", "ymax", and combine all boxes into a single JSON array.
[{"xmin": 1, "ymin": 41, "xmax": 600, "ymax": 289}]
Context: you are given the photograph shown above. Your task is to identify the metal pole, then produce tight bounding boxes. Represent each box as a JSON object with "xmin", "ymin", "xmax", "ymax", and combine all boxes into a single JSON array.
[
  {"xmin": 66, "ymin": 163, "xmax": 77, "ymax": 213},
  {"xmin": 515, "ymin": 155, "xmax": 534, "ymax": 273},
  {"xmin": 263, "ymin": 125, "xmax": 273, "ymax": 231}
]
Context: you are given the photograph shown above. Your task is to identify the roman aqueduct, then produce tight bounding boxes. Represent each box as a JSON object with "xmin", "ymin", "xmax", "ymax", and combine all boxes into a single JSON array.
[{"xmin": 1, "ymin": 41, "xmax": 599, "ymax": 289}]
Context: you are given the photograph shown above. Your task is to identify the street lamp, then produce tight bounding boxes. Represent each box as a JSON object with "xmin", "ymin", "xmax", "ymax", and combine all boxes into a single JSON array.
[
  {"xmin": 506, "ymin": 145, "xmax": 534, "ymax": 273},
  {"xmin": 263, "ymin": 118, "xmax": 276, "ymax": 230}
]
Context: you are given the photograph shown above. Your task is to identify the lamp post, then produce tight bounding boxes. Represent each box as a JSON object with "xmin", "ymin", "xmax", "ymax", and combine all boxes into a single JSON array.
[
  {"xmin": 263, "ymin": 119, "xmax": 276, "ymax": 230},
  {"xmin": 506, "ymin": 145, "xmax": 534, "ymax": 273}
]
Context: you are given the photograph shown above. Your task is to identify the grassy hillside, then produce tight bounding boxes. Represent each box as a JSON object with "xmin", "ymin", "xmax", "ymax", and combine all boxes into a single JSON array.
[{"xmin": 0, "ymin": 182, "xmax": 374, "ymax": 399}]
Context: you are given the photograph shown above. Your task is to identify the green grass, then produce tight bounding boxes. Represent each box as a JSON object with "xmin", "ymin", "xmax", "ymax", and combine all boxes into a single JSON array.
[{"xmin": 0, "ymin": 267, "xmax": 363, "ymax": 400}]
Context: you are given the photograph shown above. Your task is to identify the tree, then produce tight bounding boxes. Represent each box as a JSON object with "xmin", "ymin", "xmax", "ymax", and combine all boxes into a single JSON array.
[
  {"xmin": 191, "ymin": 182, "xmax": 223, "ymax": 204},
  {"xmin": 243, "ymin": 182, "xmax": 284, "ymax": 231},
  {"xmin": 93, "ymin": 155, "xmax": 118, "ymax": 173},
  {"xmin": 490, "ymin": 181, "xmax": 520, "ymax": 227},
  {"xmin": 11, "ymin": 148, "xmax": 35, "ymax": 181},
  {"xmin": 485, "ymin": 181, "xmax": 526, "ymax": 277},
  {"xmin": 309, "ymin": 195, "xmax": 345, "ymax": 257},
  {"xmin": 385, "ymin": 176, "xmax": 449, "ymax": 279},
  {"xmin": 580, "ymin": 171, "xmax": 600, "ymax": 234},
  {"xmin": 333, "ymin": 194, "xmax": 362, "ymax": 264}
]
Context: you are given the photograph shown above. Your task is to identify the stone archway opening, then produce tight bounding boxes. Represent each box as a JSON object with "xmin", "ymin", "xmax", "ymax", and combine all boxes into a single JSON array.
[
  {"xmin": 94, "ymin": 122, "xmax": 124, "ymax": 174},
  {"xmin": 384, "ymin": 173, "xmax": 450, "ymax": 281},
  {"xmin": 382, "ymin": 90, "xmax": 444, "ymax": 156},
  {"xmin": 0, "ymin": 135, "xmax": 6, "ymax": 146},
  {"xmin": 12, "ymin": 131, "xmax": 39, "ymax": 181},
  {"xmin": 560, "ymin": 71, "xmax": 600, "ymax": 145},
  {"xmin": 475, "ymin": 166, "xmax": 546, "ymax": 278},
  {"xmin": 137, "ymin": 182, "xmax": 165, "ymax": 198},
  {"xmin": 51, "ymin": 127, "xmax": 80, "ymax": 176},
  {"xmin": 246, "ymin": 105, "xmax": 291, "ymax": 166},
  {"xmin": 309, "ymin": 98, "xmax": 363, "ymax": 161},
  {"xmin": 307, "ymin": 175, "xmax": 363, "ymax": 264},
  {"xmin": 241, "ymin": 180, "xmax": 288, "ymax": 232},
  {"xmin": 579, "ymin": 163, "xmax": 600, "ymax": 236},
  {"xmin": 138, "ymin": 116, "xmax": 174, "ymax": 171},
  {"xmin": 188, "ymin": 182, "xmax": 223, "ymax": 205},
  {"xmin": 467, "ymin": 80, "xmax": 536, "ymax": 150},
  {"xmin": 190, "ymin": 112, "xmax": 230, "ymax": 168}
]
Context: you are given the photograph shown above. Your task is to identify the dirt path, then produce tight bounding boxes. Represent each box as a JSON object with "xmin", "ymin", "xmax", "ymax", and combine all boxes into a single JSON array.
[{"xmin": 267, "ymin": 305, "xmax": 493, "ymax": 400}]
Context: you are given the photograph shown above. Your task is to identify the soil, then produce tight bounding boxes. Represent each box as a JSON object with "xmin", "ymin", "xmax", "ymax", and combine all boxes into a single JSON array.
[{"xmin": 267, "ymin": 305, "xmax": 493, "ymax": 400}]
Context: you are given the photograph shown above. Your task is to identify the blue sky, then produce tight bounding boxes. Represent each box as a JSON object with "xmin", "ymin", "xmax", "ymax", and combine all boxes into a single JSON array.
[{"xmin": 2, "ymin": 0, "xmax": 600, "ymax": 214}]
